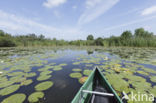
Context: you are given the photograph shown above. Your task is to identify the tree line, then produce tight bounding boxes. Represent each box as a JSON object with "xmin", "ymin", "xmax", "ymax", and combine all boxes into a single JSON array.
[{"xmin": 0, "ymin": 28, "xmax": 156, "ymax": 47}]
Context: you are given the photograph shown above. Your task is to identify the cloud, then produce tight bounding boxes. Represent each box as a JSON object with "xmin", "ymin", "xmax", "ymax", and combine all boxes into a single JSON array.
[
  {"xmin": 0, "ymin": 10, "xmax": 84, "ymax": 40},
  {"xmin": 72, "ymin": 5, "xmax": 77, "ymax": 9},
  {"xmin": 103, "ymin": 15, "xmax": 156, "ymax": 31},
  {"xmin": 43, "ymin": 0, "xmax": 67, "ymax": 8},
  {"xmin": 78, "ymin": 0, "xmax": 119, "ymax": 25},
  {"xmin": 141, "ymin": 5, "xmax": 156, "ymax": 16}
]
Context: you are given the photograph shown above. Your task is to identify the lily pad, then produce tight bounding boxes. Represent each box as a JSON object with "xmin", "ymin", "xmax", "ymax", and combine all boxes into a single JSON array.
[
  {"xmin": 69, "ymin": 73, "xmax": 82, "ymax": 78},
  {"xmin": 79, "ymin": 77, "xmax": 88, "ymax": 84},
  {"xmin": 59, "ymin": 63, "xmax": 67, "ymax": 66},
  {"xmin": 83, "ymin": 69, "xmax": 92, "ymax": 76},
  {"xmin": 35, "ymin": 81, "xmax": 53, "ymax": 91},
  {"xmin": 72, "ymin": 68, "xmax": 82, "ymax": 72},
  {"xmin": 0, "ymin": 81, "xmax": 15, "ymax": 88},
  {"xmin": 37, "ymin": 75, "xmax": 51, "ymax": 81},
  {"xmin": 137, "ymin": 70, "xmax": 149, "ymax": 75},
  {"xmin": 21, "ymin": 79, "xmax": 33, "ymax": 86},
  {"xmin": 150, "ymin": 76, "xmax": 156, "ymax": 83},
  {"xmin": 28, "ymin": 92, "xmax": 44, "ymax": 103},
  {"xmin": 24, "ymin": 72, "xmax": 36, "ymax": 78},
  {"xmin": 2, "ymin": 93, "xmax": 26, "ymax": 103},
  {"xmin": 0, "ymin": 84, "xmax": 20, "ymax": 96},
  {"xmin": 53, "ymin": 66, "xmax": 63, "ymax": 71},
  {"xmin": 40, "ymin": 71, "xmax": 52, "ymax": 75}
]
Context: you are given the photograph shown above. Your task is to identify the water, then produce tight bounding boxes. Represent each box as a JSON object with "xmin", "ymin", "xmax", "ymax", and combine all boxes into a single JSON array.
[{"xmin": 0, "ymin": 48, "xmax": 156, "ymax": 103}]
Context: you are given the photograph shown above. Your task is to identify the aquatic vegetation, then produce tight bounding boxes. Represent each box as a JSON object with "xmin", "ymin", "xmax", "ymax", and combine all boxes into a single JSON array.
[
  {"xmin": 0, "ymin": 47, "xmax": 156, "ymax": 103},
  {"xmin": 37, "ymin": 75, "xmax": 51, "ymax": 81},
  {"xmin": 40, "ymin": 71, "xmax": 52, "ymax": 75},
  {"xmin": 24, "ymin": 72, "xmax": 36, "ymax": 78},
  {"xmin": 9, "ymin": 76, "xmax": 26, "ymax": 83},
  {"xmin": 85, "ymin": 64, "xmax": 93, "ymax": 67},
  {"xmin": 53, "ymin": 66, "xmax": 63, "ymax": 71},
  {"xmin": 0, "ymin": 81, "xmax": 15, "ymax": 88},
  {"xmin": 137, "ymin": 70, "xmax": 149, "ymax": 75},
  {"xmin": 105, "ymin": 73, "xmax": 129, "ymax": 93},
  {"xmin": 0, "ymin": 76, "xmax": 8, "ymax": 83},
  {"xmin": 132, "ymin": 81, "xmax": 152, "ymax": 91},
  {"xmin": 72, "ymin": 68, "xmax": 82, "ymax": 72},
  {"xmin": 2, "ymin": 93, "xmax": 26, "ymax": 103},
  {"xmin": 72, "ymin": 62, "xmax": 80, "ymax": 65},
  {"xmin": 21, "ymin": 79, "xmax": 33, "ymax": 86},
  {"xmin": 38, "ymin": 66, "xmax": 53, "ymax": 72},
  {"xmin": 79, "ymin": 77, "xmax": 88, "ymax": 84},
  {"xmin": 0, "ymin": 84, "xmax": 20, "ymax": 96},
  {"xmin": 142, "ymin": 67, "xmax": 156, "ymax": 74},
  {"xmin": 8, "ymin": 72, "xmax": 24, "ymax": 76},
  {"xmin": 150, "ymin": 76, "xmax": 156, "ymax": 83},
  {"xmin": 83, "ymin": 69, "xmax": 92, "ymax": 76},
  {"xmin": 35, "ymin": 81, "xmax": 53, "ymax": 91},
  {"xmin": 28, "ymin": 92, "xmax": 44, "ymax": 103},
  {"xmin": 59, "ymin": 63, "xmax": 67, "ymax": 66},
  {"xmin": 69, "ymin": 73, "xmax": 82, "ymax": 78},
  {"xmin": 149, "ymin": 86, "xmax": 156, "ymax": 96}
]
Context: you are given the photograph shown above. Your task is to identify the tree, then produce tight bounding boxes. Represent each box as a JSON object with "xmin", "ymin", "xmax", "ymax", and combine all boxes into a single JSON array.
[
  {"xmin": 87, "ymin": 35, "xmax": 94, "ymax": 40},
  {"xmin": 121, "ymin": 30, "xmax": 132, "ymax": 39},
  {"xmin": 95, "ymin": 37, "xmax": 103, "ymax": 46},
  {"xmin": 134, "ymin": 28, "xmax": 145, "ymax": 37},
  {"xmin": 0, "ymin": 30, "xmax": 5, "ymax": 36},
  {"xmin": 38, "ymin": 34, "xmax": 45, "ymax": 40}
]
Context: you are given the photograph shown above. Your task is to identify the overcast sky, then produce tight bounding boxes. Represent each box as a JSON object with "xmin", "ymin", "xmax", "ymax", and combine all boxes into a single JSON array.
[{"xmin": 0, "ymin": 0, "xmax": 156, "ymax": 40}]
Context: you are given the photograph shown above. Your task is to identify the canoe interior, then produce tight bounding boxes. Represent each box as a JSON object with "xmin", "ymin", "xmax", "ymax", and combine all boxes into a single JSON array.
[{"xmin": 71, "ymin": 67, "xmax": 122, "ymax": 103}]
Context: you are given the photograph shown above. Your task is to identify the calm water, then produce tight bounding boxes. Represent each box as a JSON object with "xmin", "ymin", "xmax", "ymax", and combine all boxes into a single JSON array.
[{"xmin": 0, "ymin": 48, "xmax": 156, "ymax": 103}]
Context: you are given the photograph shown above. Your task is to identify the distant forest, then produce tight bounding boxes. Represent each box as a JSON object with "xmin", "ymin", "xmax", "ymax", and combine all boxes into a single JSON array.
[{"xmin": 0, "ymin": 28, "xmax": 156, "ymax": 47}]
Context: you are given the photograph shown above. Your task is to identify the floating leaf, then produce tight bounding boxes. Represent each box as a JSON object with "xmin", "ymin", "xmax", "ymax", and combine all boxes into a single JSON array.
[
  {"xmin": 24, "ymin": 72, "xmax": 36, "ymax": 78},
  {"xmin": 69, "ymin": 73, "xmax": 82, "ymax": 78},
  {"xmin": 72, "ymin": 68, "xmax": 82, "ymax": 72},
  {"xmin": 2, "ymin": 93, "xmax": 26, "ymax": 103},
  {"xmin": 83, "ymin": 69, "xmax": 92, "ymax": 76},
  {"xmin": 79, "ymin": 77, "xmax": 88, "ymax": 84},
  {"xmin": 0, "ymin": 81, "xmax": 15, "ymax": 88},
  {"xmin": 53, "ymin": 66, "xmax": 62, "ymax": 71},
  {"xmin": 28, "ymin": 92, "xmax": 44, "ymax": 103},
  {"xmin": 59, "ymin": 63, "xmax": 67, "ymax": 66},
  {"xmin": 35, "ymin": 81, "xmax": 53, "ymax": 91},
  {"xmin": 37, "ymin": 75, "xmax": 51, "ymax": 81},
  {"xmin": 0, "ymin": 84, "xmax": 20, "ymax": 96},
  {"xmin": 40, "ymin": 71, "xmax": 52, "ymax": 75},
  {"xmin": 150, "ymin": 76, "xmax": 156, "ymax": 83},
  {"xmin": 21, "ymin": 79, "xmax": 33, "ymax": 86},
  {"xmin": 137, "ymin": 70, "xmax": 149, "ymax": 75}
]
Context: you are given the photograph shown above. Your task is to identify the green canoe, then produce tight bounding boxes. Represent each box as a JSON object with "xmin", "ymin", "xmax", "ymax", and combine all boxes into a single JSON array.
[{"xmin": 71, "ymin": 67, "xmax": 123, "ymax": 103}]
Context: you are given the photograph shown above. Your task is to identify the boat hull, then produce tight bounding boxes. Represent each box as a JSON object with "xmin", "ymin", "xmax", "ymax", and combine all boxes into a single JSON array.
[{"xmin": 71, "ymin": 67, "xmax": 122, "ymax": 103}]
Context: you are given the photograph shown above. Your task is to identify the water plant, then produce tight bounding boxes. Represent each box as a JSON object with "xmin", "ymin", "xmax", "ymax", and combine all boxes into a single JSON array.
[
  {"xmin": 137, "ymin": 70, "xmax": 149, "ymax": 75},
  {"xmin": 0, "ymin": 84, "xmax": 20, "ymax": 96},
  {"xmin": 40, "ymin": 71, "xmax": 52, "ymax": 75},
  {"xmin": 83, "ymin": 69, "xmax": 92, "ymax": 76},
  {"xmin": 24, "ymin": 72, "xmax": 36, "ymax": 78},
  {"xmin": 79, "ymin": 77, "xmax": 88, "ymax": 84},
  {"xmin": 20, "ymin": 79, "xmax": 33, "ymax": 86},
  {"xmin": 37, "ymin": 75, "xmax": 51, "ymax": 81},
  {"xmin": 59, "ymin": 63, "xmax": 67, "ymax": 66},
  {"xmin": 72, "ymin": 68, "xmax": 82, "ymax": 72},
  {"xmin": 2, "ymin": 93, "xmax": 26, "ymax": 103},
  {"xmin": 35, "ymin": 81, "xmax": 53, "ymax": 91},
  {"xmin": 53, "ymin": 66, "xmax": 63, "ymax": 71},
  {"xmin": 69, "ymin": 73, "xmax": 82, "ymax": 78},
  {"xmin": 28, "ymin": 92, "xmax": 44, "ymax": 103},
  {"xmin": 150, "ymin": 76, "xmax": 156, "ymax": 83},
  {"xmin": 0, "ymin": 81, "xmax": 15, "ymax": 88}
]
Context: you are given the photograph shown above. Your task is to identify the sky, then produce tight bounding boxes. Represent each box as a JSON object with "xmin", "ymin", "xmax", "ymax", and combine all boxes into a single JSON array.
[{"xmin": 0, "ymin": 0, "xmax": 156, "ymax": 40}]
